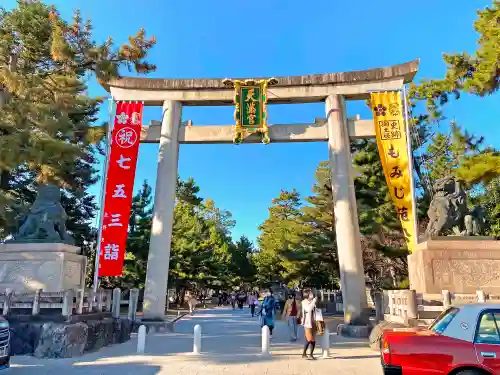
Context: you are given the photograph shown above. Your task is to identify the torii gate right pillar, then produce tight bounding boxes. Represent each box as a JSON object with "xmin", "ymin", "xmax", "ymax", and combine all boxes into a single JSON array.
[{"xmin": 326, "ymin": 95, "xmax": 368, "ymax": 324}]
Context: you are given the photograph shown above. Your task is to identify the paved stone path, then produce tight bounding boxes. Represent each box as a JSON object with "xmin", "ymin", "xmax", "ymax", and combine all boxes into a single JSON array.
[{"xmin": 9, "ymin": 307, "xmax": 382, "ymax": 374}]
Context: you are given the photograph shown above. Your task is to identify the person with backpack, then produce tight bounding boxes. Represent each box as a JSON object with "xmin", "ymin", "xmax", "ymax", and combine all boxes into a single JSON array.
[{"xmin": 260, "ymin": 289, "xmax": 277, "ymax": 337}]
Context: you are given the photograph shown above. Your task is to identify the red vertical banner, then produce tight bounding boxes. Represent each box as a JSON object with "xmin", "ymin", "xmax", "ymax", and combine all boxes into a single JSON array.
[{"xmin": 98, "ymin": 101, "xmax": 143, "ymax": 277}]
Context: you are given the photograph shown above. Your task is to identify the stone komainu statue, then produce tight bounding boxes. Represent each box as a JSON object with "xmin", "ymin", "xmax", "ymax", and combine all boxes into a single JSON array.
[
  {"xmin": 11, "ymin": 184, "xmax": 75, "ymax": 244},
  {"xmin": 425, "ymin": 176, "xmax": 486, "ymax": 237}
]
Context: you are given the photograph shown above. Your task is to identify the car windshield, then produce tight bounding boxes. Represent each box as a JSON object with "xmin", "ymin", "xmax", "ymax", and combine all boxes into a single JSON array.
[{"xmin": 429, "ymin": 307, "xmax": 460, "ymax": 334}]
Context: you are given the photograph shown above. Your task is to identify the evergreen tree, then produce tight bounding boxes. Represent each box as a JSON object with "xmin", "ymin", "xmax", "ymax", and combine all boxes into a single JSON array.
[
  {"xmin": 478, "ymin": 178, "xmax": 500, "ymax": 237},
  {"xmin": 351, "ymin": 140, "xmax": 409, "ymax": 286},
  {"xmin": 255, "ymin": 189, "xmax": 304, "ymax": 285},
  {"xmin": 425, "ymin": 122, "xmax": 484, "ymax": 183},
  {"xmin": 411, "ymin": 1, "xmax": 500, "ymax": 119},
  {"xmin": 297, "ymin": 161, "xmax": 339, "ymax": 289},
  {"xmin": 169, "ymin": 178, "xmax": 239, "ymax": 299},
  {"xmin": 176, "ymin": 176, "xmax": 203, "ymax": 206},
  {"xmin": 203, "ymin": 198, "xmax": 235, "ymax": 238},
  {"xmin": 409, "ymin": 1, "xmax": 500, "ymax": 184},
  {"xmin": 122, "ymin": 180, "xmax": 153, "ymax": 288},
  {"xmin": 169, "ymin": 202, "xmax": 214, "ymax": 296},
  {"xmin": 352, "ymin": 140, "xmax": 407, "ymax": 238},
  {"xmin": 230, "ymin": 235, "xmax": 257, "ymax": 284},
  {"xmin": 0, "ymin": 0, "xmax": 156, "ymax": 239}
]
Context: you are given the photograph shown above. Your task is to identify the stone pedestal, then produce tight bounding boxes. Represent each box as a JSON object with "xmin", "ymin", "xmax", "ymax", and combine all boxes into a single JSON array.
[
  {"xmin": 409, "ymin": 237, "xmax": 500, "ymax": 294},
  {"xmin": 0, "ymin": 243, "xmax": 87, "ymax": 292}
]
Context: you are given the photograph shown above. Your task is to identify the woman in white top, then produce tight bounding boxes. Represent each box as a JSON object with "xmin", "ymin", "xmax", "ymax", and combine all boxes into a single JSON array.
[{"xmin": 301, "ymin": 289, "xmax": 317, "ymax": 359}]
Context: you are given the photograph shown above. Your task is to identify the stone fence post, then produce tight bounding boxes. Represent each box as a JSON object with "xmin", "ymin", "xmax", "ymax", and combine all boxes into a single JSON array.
[
  {"xmin": 76, "ymin": 289, "xmax": 84, "ymax": 314},
  {"xmin": 62, "ymin": 289, "xmax": 74, "ymax": 318},
  {"xmin": 374, "ymin": 291, "xmax": 384, "ymax": 322},
  {"xmin": 96, "ymin": 289, "xmax": 104, "ymax": 312},
  {"xmin": 112, "ymin": 288, "xmax": 121, "ymax": 318},
  {"xmin": 105, "ymin": 289, "xmax": 112, "ymax": 312},
  {"xmin": 128, "ymin": 288, "xmax": 139, "ymax": 321},
  {"xmin": 334, "ymin": 291, "xmax": 343, "ymax": 313},
  {"xmin": 442, "ymin": 290, "xmax": 452, "ymax": 309},
  {"xmin": 477, "ymin": 290, "xmax": 486, "ymax": 303},
  {"xmin": 89, "ymin": 289, "xmax": 97, "ymax": 312},
  {"xmin": 2, "ymin": 289, "xmax": 12, "ymax": 316},
  {"xmin": 32, "ymin": 289, "xmax": 41, "ymax": 315},
  {"xmin": 388, "ymin": 291, "xmax": 396, "ymax": 315},
  {"xmin": 404, "ymin": 290, "xmax": 418, "ymax": 320}
]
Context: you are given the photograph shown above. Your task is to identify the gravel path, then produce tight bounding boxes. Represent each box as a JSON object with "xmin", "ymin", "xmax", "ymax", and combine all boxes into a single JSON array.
[{"xmin": 8, "ymin": 307, "xmax": 382, "ymax": 375}]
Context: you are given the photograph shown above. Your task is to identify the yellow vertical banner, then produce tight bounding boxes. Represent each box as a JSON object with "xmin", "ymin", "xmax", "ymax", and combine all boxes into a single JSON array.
[{"xmin": 371, "ymin": 91, "xmax": 415, "ymax": 252}]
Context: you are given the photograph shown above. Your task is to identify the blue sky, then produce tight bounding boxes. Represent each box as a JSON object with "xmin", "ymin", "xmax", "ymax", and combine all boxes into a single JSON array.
[{"xmin": 4, "ymin": 0, "xmax": 500, "ymax": 245}]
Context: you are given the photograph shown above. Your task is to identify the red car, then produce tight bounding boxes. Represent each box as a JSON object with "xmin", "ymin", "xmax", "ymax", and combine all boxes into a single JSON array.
[{"xmin": 381, "ymin": 304, "xmax": 500, "ymax": 375}]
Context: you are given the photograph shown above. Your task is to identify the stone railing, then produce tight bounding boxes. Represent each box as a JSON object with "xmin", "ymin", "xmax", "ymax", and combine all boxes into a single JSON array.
[
  {"xmin": 383, "ymin": 289, "xmax": 498, "ymax": 325},
  {"xmin": 0, "ymin": 287, "xmax": 139, "ymax": 320}
]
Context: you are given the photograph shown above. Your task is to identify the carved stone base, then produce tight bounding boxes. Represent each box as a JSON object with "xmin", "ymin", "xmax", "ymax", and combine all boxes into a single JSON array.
[
  {"xmin": 0, "ymin": 243, "xmax": 87, "ymax": 292},
  {"xmin": 409, "ymin": 237, "xmax": 500, "ymax": 294}
]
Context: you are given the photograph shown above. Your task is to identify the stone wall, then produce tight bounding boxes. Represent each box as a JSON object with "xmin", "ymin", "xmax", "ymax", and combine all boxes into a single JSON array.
[{"xmin": 7, "ymin": 316, "xmax": 132, "ymax": 358}]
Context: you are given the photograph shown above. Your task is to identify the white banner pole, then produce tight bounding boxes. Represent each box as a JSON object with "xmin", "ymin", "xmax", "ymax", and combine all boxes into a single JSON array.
[
  {"xmin": 402, "ymin": 86, "xmax": 419, "ymax": 247},
  {"xmin": 93, "ymin": 99, "xmax": 116, "ymax": 292}
]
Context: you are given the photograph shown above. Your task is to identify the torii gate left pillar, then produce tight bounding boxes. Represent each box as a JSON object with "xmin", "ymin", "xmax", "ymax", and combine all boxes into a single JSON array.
[{"xmin": 142, "ymin": 100, "xmax": 181, "ymax": 320}]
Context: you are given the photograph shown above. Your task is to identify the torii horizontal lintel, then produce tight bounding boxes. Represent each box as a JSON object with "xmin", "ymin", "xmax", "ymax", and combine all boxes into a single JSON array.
[{"xmin": 140, "ymin": 118, "xmax": 375, "ymax": 144}]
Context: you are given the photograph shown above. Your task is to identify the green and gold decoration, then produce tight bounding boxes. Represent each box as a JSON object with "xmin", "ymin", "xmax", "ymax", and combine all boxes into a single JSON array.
[{"xmin": 222, "ymin": 78, "xmax": 278, "ymax": 144}]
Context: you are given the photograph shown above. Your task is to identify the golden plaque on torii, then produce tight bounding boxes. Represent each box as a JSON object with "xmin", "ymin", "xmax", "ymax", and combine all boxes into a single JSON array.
[{"xmin": 222, "ymin": 78, "xmax": 278, "ymax": 144}]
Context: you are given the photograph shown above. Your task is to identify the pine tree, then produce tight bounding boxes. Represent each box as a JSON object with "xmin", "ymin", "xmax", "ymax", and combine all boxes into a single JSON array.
[
  {"xmin": 0, "ymin": 0, "xmax": 156, "ymax": 238},
  {"xmin": 122, "ymin": 180, "xmax": 153, "ymax": 288},
  {"xmin": 408, "ymin": 1, "xmax": 500, "ymax": 190},
  {"xmin": 479, "ymin": 178, "xmax": 500, "ymax": 237},
  {"xmin": 255, "ymin": 189, "xmax": 304, "ymax": 285},
  {"xmin": 352, "ymin": 140, "xmax": 404, "ymax": 240},
  {"xmin": 200, "ymin": 198, "xmax": 237, "ymax": 291},
  {"xmin": 230, "ymin": 235, "xmax": 257, "ymax": 284},
  {"xmin": 169, "ymin": 201, "xmax": 209, "ymax": 302},
  {"xmin": 169, "ymin": 178, "xmax": 240, "ymax": 299},
  {"xmin": 176, "ymin": 176, "xmax": 203, "ymax": 206},
  {"xmin": 297, "ymin": 161, "xmax": 339, "ymax": 289},
  {"xmin": 411, "ymin": 1, "xmax": 500, "ymax": 118},
  {"xmin": 351, "ymin": 140, "xmax": 409, "ymax": 287},
  {"xmin": 425, "ymin": 122, "xmax": 484, "ymax": 183},
  {"xmin": 203, "ymin": 198, "xmax": 235, "ymax": 238}
]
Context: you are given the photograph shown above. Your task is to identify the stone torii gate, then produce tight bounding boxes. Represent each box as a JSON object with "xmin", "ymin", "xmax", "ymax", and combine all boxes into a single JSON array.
[{"xmin": 103, "ymin": 60, "xmax": 419, "ymax": 323}]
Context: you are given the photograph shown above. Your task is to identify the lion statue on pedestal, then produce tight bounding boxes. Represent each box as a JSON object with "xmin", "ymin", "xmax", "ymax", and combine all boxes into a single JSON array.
[
  {"xmin": 425, "ymin": 176, "xmax": 486, "ymax": 237},
  {"xmin": 10, "ymin": 184, "xmax": 75, "ymax": 244}
]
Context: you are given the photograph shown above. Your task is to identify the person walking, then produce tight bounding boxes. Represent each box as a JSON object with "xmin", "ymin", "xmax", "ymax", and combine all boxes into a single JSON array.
[
  {"xmin": 260, "ymin": 289, "xmax": 277, "ymax": 337},
  {"xmin": 301, "ymin": 289, "xmax": 317, "ymax": 359},
  {"xmin": 187, "ymin": 294, "xmax": 199, "ymax": 315},
  {"xmin": 249, "ymin": 292, "xmax": 259, "ymax": 317},
  {"xmin": 230, "ymin": 292, "xmax": 236, "ymax": 310},
  {"xmin": 283, "ymin": 293, "xmax": 300, "ymax": 341}
]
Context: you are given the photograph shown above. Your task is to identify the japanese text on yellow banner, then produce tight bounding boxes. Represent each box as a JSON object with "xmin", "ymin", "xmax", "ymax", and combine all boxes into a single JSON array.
[{"xmin": 371, "ymin": 91, "xmax": 415, "ymax": 252}]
